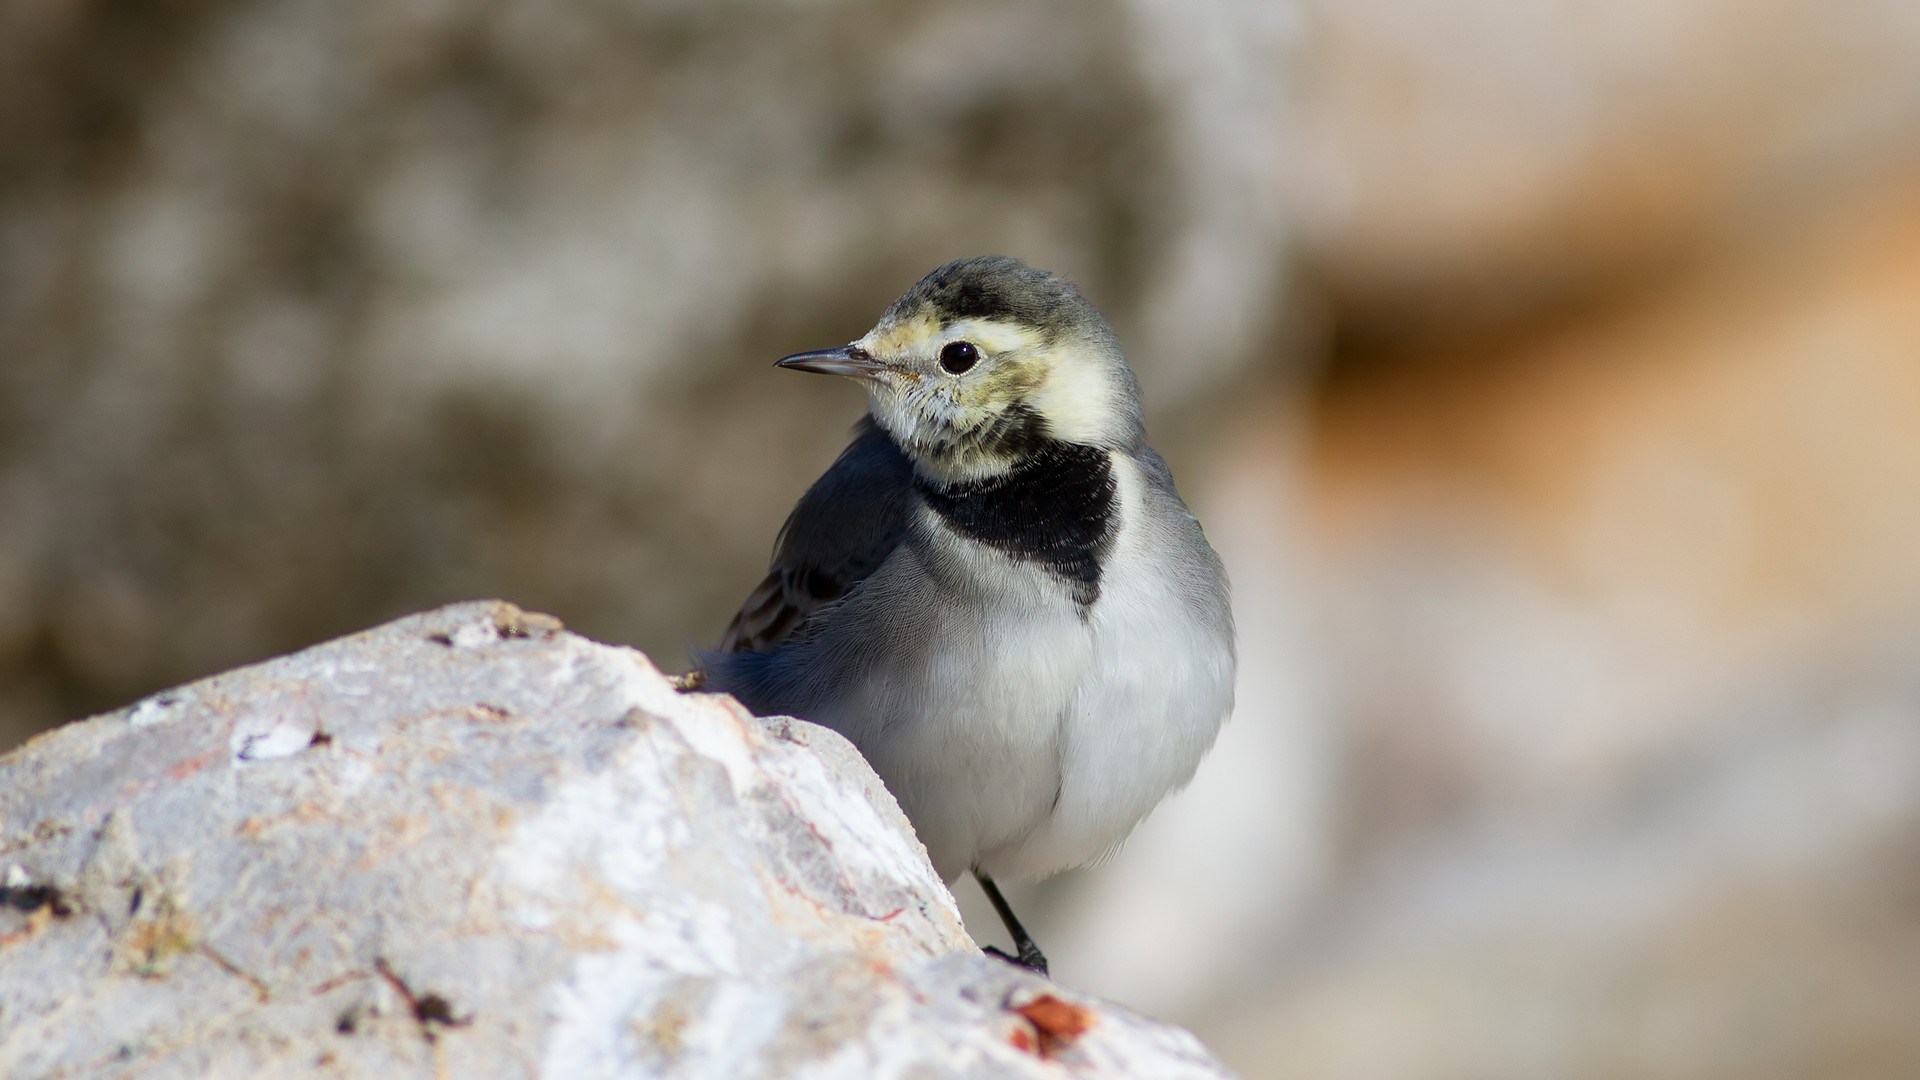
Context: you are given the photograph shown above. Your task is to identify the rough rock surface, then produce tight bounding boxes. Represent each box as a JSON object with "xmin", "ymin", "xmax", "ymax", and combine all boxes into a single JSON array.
[{"xmin": 0, "ymin": 600, "xmax": 1234, "ymax": 1079}]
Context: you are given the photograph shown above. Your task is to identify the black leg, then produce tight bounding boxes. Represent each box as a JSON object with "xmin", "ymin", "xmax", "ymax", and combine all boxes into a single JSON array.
[{"xmin": 975, "ymin": 872, "xmax": 1049, "ymax": 977}]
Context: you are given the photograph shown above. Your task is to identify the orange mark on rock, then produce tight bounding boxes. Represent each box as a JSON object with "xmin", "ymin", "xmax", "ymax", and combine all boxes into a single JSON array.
[
  {"xmin": 1, "ymin": 905, "xmax": 59, "ymax": 947},
  {"xmin": 167, "ymin": 750, "xmax": 219, "ymax": 781},
  {"xmin": 1009, "ymin": 1025, "xmax": 1036, "ymax": 1054},
  {"xmin": 1012, "ymin": 994, "xmax": 1093, "ymax": 1059}
]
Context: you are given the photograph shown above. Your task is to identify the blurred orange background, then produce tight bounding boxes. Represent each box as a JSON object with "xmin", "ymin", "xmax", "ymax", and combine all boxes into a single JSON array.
[{"xmin": 5, "ymin": 1, "xmax": 1920, "ymax": 1075}]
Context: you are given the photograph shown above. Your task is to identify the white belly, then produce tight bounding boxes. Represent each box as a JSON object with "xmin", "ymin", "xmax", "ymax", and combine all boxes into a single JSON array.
[
  {"xmin": 857, "ymin": 541, "xmax": 1094, "ymax": 882},
  {"xmin": 809, "ymin": 453, "xmax": 1233, "ymax": 883},
  {"xmin": 977, "ymin": 513, "xmax": 1234, "ymax": 879}
]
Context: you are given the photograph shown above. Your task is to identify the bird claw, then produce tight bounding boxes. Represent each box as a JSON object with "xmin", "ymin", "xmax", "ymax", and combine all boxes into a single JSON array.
[{"xmin": 983, "ymin": 943, "xmax": 1049, "ymax": 977}]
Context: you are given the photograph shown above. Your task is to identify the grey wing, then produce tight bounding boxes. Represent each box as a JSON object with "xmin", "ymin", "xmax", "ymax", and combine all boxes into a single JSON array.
[
  {"xmin": 717, "ymin": 416, "xmax": 917, "ymax": 653},
  {"xmin": 1132, "ymin": 444, "xmax": 1234, "ymax": 638}
]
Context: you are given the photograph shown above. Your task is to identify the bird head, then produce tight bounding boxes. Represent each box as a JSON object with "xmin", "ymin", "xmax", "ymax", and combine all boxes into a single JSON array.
[{"xmin": 776, "ymin": 257, "xmax": 1145, "ymax": 483}]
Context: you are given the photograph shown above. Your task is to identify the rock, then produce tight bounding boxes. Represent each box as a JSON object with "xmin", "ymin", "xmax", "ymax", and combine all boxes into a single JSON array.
[{"xmin": 0, "ymin": 601, "xmax": 1234, "ymax": 1079}]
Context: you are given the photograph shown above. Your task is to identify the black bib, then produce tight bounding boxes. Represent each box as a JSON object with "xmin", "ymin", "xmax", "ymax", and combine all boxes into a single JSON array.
[{"xmin": 918, "ymin": 441, "xmax": 1117, "ymax": 607}]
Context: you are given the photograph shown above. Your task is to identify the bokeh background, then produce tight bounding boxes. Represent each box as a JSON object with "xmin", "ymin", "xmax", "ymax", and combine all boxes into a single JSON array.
[{"xmin": 6, "ymin": 1, "xmax": 1920, "ymax": 1075}]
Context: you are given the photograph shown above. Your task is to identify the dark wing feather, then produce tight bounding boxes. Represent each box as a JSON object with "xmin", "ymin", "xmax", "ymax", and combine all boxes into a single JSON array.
[{"xmin": 718, "ymin": 417, "xmax": 916, "ymax": 653}]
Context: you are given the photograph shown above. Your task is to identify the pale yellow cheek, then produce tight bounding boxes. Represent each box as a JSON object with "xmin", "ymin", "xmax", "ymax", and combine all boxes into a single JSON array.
[
  {"xmin": 862, "ymin": 316, "xmax": 1125, "ymax": 445},
  {"xmin": 1028, "ymin": 345, "xmax": 1123, "ymax": 444},
  {"xmin": 956, "ymin": 364, "xmax": 1033, "ymax": 408}
]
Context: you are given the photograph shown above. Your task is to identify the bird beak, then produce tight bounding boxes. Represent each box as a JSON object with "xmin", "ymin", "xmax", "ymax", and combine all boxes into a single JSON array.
[{"xmin": 774, "ymin": 345, "xmax": 892, "ymax": 380}]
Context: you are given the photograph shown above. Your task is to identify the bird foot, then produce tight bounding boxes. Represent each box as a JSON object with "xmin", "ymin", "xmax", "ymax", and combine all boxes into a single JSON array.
[{"xmin": 983, "ymin": 943, "xmax": 1049, "ymax": 978}]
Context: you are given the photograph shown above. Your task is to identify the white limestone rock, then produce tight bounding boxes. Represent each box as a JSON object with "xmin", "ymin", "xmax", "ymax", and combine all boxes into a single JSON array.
[{"xmin": 0, "ymin": 601, "xmax": 1235, "ymax": 1079}]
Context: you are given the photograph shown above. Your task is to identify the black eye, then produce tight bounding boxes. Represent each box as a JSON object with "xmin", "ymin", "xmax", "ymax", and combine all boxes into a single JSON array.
[{"xmin": 939, "ymin": 341, "xmax": 979, "ymax": 374}]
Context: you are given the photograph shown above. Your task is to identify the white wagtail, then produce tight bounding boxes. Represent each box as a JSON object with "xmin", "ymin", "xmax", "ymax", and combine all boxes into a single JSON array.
[{"xmin": 702, "ymin": 257, "xmax": 1235, "ymax": 974}]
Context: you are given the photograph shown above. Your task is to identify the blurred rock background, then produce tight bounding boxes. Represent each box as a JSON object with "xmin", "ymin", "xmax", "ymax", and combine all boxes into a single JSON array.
[{"xmin": 5, "ymin": 0, "xmax": 1920, "ymax": 1076}]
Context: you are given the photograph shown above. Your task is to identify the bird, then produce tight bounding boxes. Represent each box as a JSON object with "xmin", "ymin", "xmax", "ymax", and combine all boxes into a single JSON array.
[{"xmin": 701, "ymin": 256, "xmax": 1234, "ymax": 975}]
